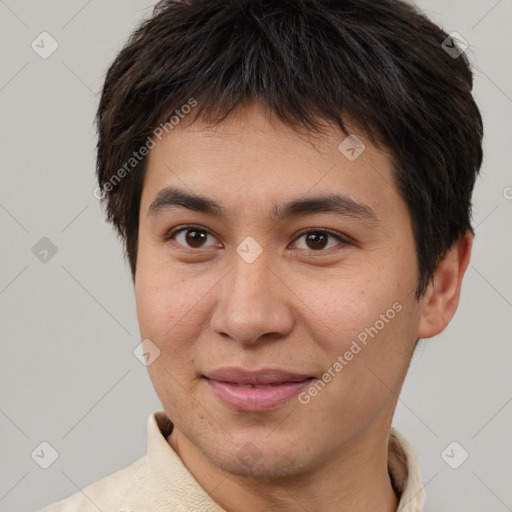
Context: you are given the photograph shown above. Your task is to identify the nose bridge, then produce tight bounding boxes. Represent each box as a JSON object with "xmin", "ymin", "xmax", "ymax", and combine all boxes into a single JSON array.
[
  {"xmin": 210, "ymin": 245, "xmax": 294, "ymax": 343},
  {"xmin": 227, "ymin": 232, "xmax": 274, "ymax": 295},
  {"xmin": 227, "ymin": 244, "xmax": 277, "ymax": 310},
  {"xmin": 231, "ymin": 247, "xmax": 272, "ymax": 297}
]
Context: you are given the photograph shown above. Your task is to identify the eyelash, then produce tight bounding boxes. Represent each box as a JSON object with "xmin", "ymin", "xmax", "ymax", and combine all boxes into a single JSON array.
[{"xmin": 165, "ymin": 224, "xmax": 349, "ymax": 253}]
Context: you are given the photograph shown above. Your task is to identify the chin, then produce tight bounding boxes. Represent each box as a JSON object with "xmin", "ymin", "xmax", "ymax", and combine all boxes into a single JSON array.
[
  {"xmin": 197, "ymin": 432, "xmax": 312, "ymax": 479},
  {"xmin": 211, "ymin": 449, "xmax": 305, "ymax": 479}
]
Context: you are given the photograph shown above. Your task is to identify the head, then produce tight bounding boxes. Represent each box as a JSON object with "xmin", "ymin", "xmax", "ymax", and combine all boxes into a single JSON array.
[{"xmin": 96, "ymin": 0, "xmax": 482, "ymax": 479}]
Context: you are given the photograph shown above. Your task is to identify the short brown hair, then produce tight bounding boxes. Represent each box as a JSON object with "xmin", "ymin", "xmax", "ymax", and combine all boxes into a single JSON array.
[{"xmin": 96, "ymin": 0, "xmax": 483, "ymax": 299}]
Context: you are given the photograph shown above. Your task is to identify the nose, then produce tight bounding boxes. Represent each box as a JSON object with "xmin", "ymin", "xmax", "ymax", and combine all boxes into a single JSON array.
[{"xmin": 210, "ymin": 249, "xmax": 295, "ymax": 345}]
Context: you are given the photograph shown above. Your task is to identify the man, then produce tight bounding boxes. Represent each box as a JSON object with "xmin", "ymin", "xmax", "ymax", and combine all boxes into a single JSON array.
[{"xmin": 40, "ymin": 0, "xmax": 483, "ymax": 510}]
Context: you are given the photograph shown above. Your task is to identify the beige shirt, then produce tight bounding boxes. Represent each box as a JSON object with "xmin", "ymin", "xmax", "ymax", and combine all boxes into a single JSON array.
[{"xmin": 39, "ymin": 411, "xmax": 425, "ymax": 511}]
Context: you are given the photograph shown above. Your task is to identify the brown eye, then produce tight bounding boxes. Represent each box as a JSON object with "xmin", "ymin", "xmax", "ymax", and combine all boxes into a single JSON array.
[
  {"xmin": 305, "ymin": 232, "xmax": 328, "ymax": 250},
  {"xmin": 167, "ymin": 226, "xmax": 220, "ymax": 249},
  {"xmin": 184, "ymin": 229, "xmax": 208, "ymax": 248},
  {"xmin": 293, "ymin": 229, "xmax": 346, "ymax": 252}
]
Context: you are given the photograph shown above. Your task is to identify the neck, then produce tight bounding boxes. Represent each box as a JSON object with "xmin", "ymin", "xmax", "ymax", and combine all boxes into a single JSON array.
[{"xmin": 167, "ymin": 421, "xmax": 400, "ymax": 512}]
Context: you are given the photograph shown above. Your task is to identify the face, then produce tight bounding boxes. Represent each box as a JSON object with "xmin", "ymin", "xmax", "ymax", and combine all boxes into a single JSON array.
[{"xmin": 135, "ymin": 101, "xmax": 425, "ymax": 478}]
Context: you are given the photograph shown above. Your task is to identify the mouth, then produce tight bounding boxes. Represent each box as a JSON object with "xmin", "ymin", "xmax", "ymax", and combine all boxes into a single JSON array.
[{"xmin": 202, "ymin": 368, "xmax": 315, "ymax": 411}]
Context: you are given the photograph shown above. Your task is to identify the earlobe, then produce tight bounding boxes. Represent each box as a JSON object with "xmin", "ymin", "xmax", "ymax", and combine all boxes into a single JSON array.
[{"xmin": 417, "ymin": 230, "xmax": 474, "ymax": 339}]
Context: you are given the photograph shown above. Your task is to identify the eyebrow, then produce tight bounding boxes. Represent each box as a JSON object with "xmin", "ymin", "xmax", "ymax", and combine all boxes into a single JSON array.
[{"xmin": 147, "ymin": 186, "xmax": 379, "ymax": 225}]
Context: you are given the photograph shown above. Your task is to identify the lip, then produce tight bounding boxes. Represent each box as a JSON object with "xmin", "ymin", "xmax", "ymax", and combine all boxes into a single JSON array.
[{"xmin": 203, "ymin": 367, "xmax": 314, "ymax": 411}]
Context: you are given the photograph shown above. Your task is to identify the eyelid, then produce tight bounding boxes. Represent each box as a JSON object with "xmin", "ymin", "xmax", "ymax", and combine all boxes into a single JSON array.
[
  {"xmin": 292, "ymin": 227, "xmax": 350, "ymax": 244},
  {"xmin": 165, "ymin": 224, "xmax": 212, "ymax": 240}
]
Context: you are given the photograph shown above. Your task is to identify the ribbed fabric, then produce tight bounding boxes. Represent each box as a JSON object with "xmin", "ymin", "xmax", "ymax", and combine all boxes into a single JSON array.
[{"xmin": 38, "ymin": 411, "xmax": 425, "ymax": 511}]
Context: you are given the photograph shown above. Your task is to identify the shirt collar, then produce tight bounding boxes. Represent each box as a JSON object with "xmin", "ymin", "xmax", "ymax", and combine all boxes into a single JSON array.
[{"xmin": 388, "ymin": 426, "xmax": 426, "ymax": 511}]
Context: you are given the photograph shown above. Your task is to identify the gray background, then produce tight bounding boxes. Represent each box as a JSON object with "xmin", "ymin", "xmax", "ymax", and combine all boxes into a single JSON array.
[{"xmin": 0, "ymin": 1, "xmax": 511, "ymax": 511}]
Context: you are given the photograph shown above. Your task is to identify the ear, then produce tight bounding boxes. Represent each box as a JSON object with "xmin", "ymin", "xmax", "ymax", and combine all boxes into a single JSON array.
[{"xmin": 417, "ymin": 230, "xmax": 474, "ymax": 339}]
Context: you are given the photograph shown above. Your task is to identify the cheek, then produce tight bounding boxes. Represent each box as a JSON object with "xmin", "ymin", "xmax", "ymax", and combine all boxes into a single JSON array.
[
  {"xmin": 294, "ymin": 270, "xmax": 392, "ymax": 345},
  {"xmin": 297, "ymin": 261, "xmax": 417, "ymax": 377},
  {"xmin": 135, "ymin": 260, "xmax": 208, "ymax": 412},
  {"xmin": 300, "ymin": 297, "xmax": 415, "ymax": 432},
  {"xmin": 134, "ymin": 256, "xmax": 216, "ymax": 364},
  {"xmin": 135, "ymin": 245, "xmax": 186, "ymax": 334}
]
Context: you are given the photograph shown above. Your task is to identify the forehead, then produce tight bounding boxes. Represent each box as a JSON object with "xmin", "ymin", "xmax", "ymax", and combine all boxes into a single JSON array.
[{"xmin": 140, "ymin": 101, "xmax": 404, "ymax": 229}]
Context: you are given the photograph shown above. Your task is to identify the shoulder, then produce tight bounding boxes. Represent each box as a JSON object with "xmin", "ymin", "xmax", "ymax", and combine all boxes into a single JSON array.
[{"xmin": 37, "ymin": 455, "xmax": 151, "ymax": 512}]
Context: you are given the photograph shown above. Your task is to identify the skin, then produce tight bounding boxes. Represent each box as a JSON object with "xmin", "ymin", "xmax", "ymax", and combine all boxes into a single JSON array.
[{"xmin": 134, "ymin": 100, "xmax": 473, "ymax": 512}]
